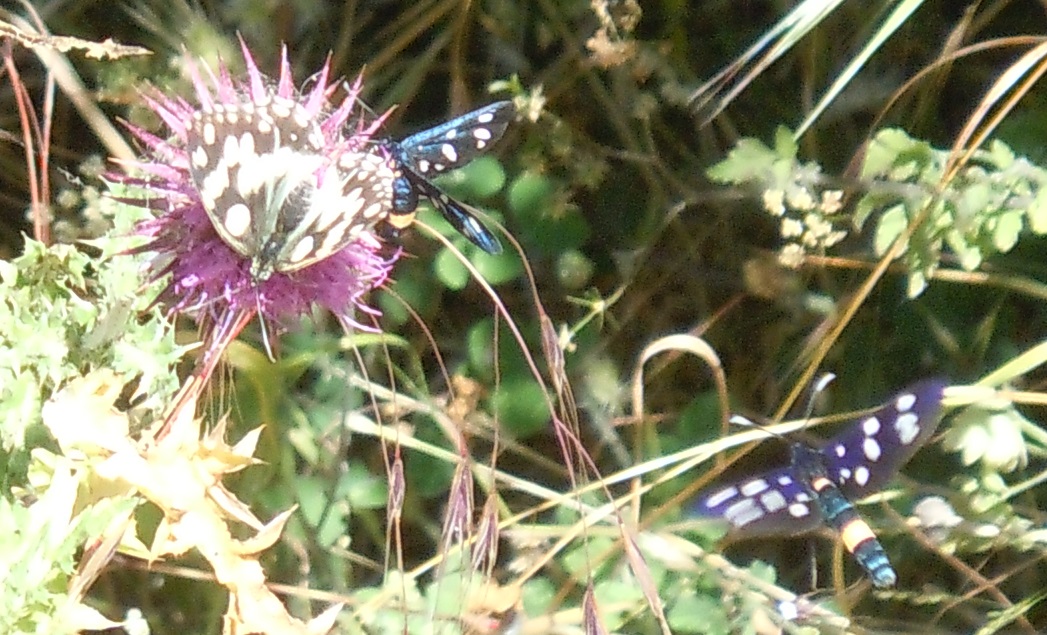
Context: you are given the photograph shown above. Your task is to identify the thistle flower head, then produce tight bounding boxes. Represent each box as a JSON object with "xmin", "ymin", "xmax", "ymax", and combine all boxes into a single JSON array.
[{"xmin": 116, "ymin": 39, "xmax": 399, "ymax": 330}]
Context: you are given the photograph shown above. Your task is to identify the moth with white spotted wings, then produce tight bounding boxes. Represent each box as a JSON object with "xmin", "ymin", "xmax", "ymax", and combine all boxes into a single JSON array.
[
  {"xmin": 692, "ymin": 378, "xmax": 948, "ymax": 587},
  {"xmin": 381, "ymin": 101, "xmax": 514, "ymax": 255}
]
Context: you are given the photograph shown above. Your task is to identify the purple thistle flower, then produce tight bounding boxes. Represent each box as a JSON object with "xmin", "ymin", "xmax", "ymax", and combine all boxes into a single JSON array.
[{"xmin": 115, "ymin": 39, "xmax": 400, "ymax": 333}]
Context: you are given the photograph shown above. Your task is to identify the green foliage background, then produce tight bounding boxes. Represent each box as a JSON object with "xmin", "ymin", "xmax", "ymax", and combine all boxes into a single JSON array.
[{"xmin": 3, "ymin": 0, "xmax": 1047, "ymax": 633}]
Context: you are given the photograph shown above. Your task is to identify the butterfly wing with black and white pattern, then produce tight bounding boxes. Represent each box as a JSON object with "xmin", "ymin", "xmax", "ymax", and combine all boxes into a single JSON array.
[{"xmin": 187, "ymin": 102, "xmax": 396, "ymax": 279}]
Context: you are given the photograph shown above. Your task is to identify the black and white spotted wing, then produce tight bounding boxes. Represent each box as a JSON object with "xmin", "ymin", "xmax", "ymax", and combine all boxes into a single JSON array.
[
  {"xmin": 384, "ymin": 101, "xmax": 514, "ymax": 254},
  {"xmin": 693, "ymin": 378, "xmax": 947, "ymax": 538},
  {"xmin": 186, "ymin": 99, "xmax": 395, "ymax": 280},
  {"xmin": 820, "ymin": 377, "xmax": 948, "ymax": 500},
  {"xmin": 395, "ymin": 101, "xmax": 514, "ymax": 177}
]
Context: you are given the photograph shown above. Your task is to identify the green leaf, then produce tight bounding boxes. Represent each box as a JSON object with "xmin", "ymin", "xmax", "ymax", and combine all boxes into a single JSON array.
[
  {"xmin": 773, "ymin": 125, "xmax": 798, "ymax": 158},
  {"xmin": 945, "ymin": 227, "xmax": 984, "ymax": 271},
  {"xmin": 747, "ymin": 560, "xmax": 779, "ymax": 583},
  {"xmin": 472, "ymin": 249, "xmax": 524, "ymax": 285},
  {"xmin": 863, "ymin": 128, "xmax": 935, "ymax": 180},
  {"xmin": 405, "ymin": 449, "xmax": 455, "ymax": 499},
  {"xmin": 508, "ymin": 171, "xmax": 555, "ymax": 219},
  {"xmin": 667, "ymin": 593, "xmax": 730, "ymax": 635},
  {"xmin": 955, "ymin": 182, "xmax": 991, "ymax": 224},
  {"xmin": 433, "ymin": 248, "xmax": 471, "ymax": 290},
  {"xmin": 706, "ymin": 137, "xmax": 777, "ymax": 184},
  {"xmin": 907, "ymin": 269, "xmax": 929, "ymax": 298},
  {"xmin": 1029, "ymin": 187, "xmax": 1047, "ymax": 234},
  {"xmin": 491, "ymin": 380, "xmax": 552, "ymax": 438},
  {"xmin": 295, "ymin": 476, "xmax": 334, "ymax": 524},
  {"xmin": 555, "ymin": 249, "xmax": 595, "ymax": 290},
  {"xmin": 985, "ymin": 139, "xmax": 1016, "ymax": 168},
  {"xmin": 561, "ymin": 536, "xmax": 616, "ymax": 581},
  {"xmin": 339, "ymin": 463, "xmax": 388, "ymax": 510},
  {"xmin": 992, "ymin": 209, "xmax": 1023, "ymax": 252},
  {"xmin": 0, "ymin": 237, "xmax": 179, "ymax": 452},
  {"xmin": 466, "ymin": 319, "xmax": 497, "ymax": 379},
  {"xmin": 0, "ymin": 469, "xmax": 131, "ymax": 635},
  {"xmin": 508, "ymin": 172, "xmax": 589, "ymax": 252},
  {"xmin": 520, "ymin": 577, "xmax": 557, "ymax": 615},
  {"xmin": 436, "ymin": 156, "xmax": 506, "ymax": 199},
  {"xmin": 874, "ymin": 204, "xmax": 908, "ymax": 255},
  {"xmin": 378, "ymin": 268, "xmax": 439, "ymax": 325}
]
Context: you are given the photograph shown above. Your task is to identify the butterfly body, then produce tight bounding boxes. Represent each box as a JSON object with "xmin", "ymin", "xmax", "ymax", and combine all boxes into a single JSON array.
[
  {"xmin": 382, "ymin": 101, "xmax": 515, "ymax": 254},
  {"xmin": 693, "ymin": 378, "xmax": 947, "ymax": 587}
]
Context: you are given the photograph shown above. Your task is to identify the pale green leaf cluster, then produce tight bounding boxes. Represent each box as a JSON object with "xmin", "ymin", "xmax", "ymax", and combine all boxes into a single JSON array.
[
  {"xmin": 0, "ymin": 235, "xmax": 182, "ymax": 453},
  {"xmin": 707, "ymin": 127, "xmax": 846, "ymax": 268},
  {"xmin": 857, "ymin": 129, "xmax": 1047, "ymax": 295},
  {"xmin": 0, "ymin": 466, "xmax": 133, "ymax": 635},
  {"xmin": 708, "ymin": 126, "xmax": 1047, "ymax": 297}
]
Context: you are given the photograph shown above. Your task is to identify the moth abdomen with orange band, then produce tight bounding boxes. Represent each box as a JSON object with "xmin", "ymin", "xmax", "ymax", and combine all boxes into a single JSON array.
[{"xmin": 795, "ymin": 445, "xmax": 897, "ymax": 587}]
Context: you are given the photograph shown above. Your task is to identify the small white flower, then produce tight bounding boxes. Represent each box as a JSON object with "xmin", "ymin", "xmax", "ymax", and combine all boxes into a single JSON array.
[
  {"xmin": 786, "ymin": 186, "xmax": 815, "ymax": 211},
  {"xmin": 778, "ymin": 243, "xmax": 805, "ymax": 268},
  {"xmin": 763, "ymin": 189, "xmax": 786, "ymax": 216},
  {"xmin": 943, "ymin": 395, "xmax": 1029, "ymax": 472},
  {"xmin": 821, "ymin": 190, "xmax": 844, "ymax": 214},
  {"xmin": 780, "ymin": 217, "xmax": 804, "ymax": 238}
]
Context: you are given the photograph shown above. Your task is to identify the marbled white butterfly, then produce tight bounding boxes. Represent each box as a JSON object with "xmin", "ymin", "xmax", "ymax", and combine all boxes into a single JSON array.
[
  {"xmin": 382, "ymin": 101, "xmax": 514, "ymax": 254},
  {"xmin": 187, "ymin": 98, "xmax": 395, "ymax": 280},
  {"xmin": 693, "ymin": 378, "xmax": 947, "ymax": 587}
]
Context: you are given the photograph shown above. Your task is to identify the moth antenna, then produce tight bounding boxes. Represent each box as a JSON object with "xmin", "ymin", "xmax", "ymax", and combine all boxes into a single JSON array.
[
  {"xmin": 729, "ymin": 372, "xmax": 838, "ymax": 441},
  {"xmin": 729, "ymin": 412, "xmax": 790, "ymax": 443},
  {"xmin": 802, "ymin": 372, "xmax": 837, "ymax": 421},
  {"xmin": 728, "ymin": 413, "xmax": 757, "ymax": 427}
]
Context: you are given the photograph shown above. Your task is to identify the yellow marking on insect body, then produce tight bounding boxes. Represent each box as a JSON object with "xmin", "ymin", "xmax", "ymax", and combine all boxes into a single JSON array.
[
  {"xmin": 810, "ymin": 476, "xmax": 832, "ymax": 492},
  {"xmin": 387, "ymin": 211, "xmax": 417, "ymax": 229},
  {"xmin": 839, "ymin": 518, "xmax": 877, "ymax": 552}
]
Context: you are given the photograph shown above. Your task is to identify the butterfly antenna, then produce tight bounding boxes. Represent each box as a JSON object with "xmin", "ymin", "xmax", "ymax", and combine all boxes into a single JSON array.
[{"xmin": 347, "ymin": 80, "xmax": 380, "ymax": 118}]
